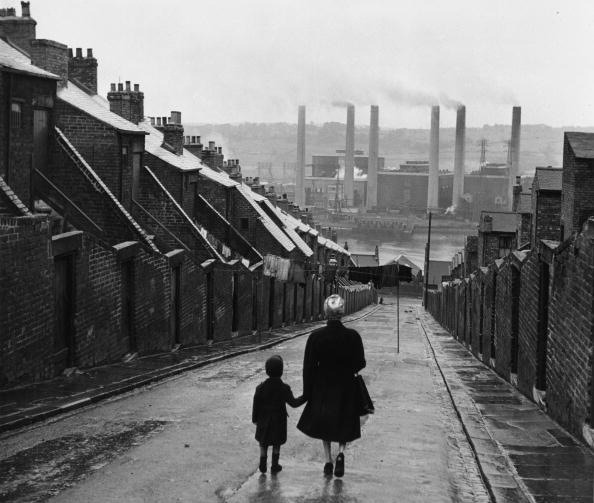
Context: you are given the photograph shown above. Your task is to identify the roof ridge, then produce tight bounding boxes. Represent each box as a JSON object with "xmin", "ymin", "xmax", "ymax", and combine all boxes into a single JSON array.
[{"xmin": 55, "ymin": 126, "xmax": 158, "ymax": 252}]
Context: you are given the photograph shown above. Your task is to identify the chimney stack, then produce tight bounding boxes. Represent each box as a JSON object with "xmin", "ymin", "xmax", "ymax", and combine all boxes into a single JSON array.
[
  {"xmin": 366, "ymin": 105, "xmax": 379, "ymax": 210},
  {"xmin": 68, "ymin": 46, "xmax": 98, "ymax": 94},
  {"xmin": 162, "ymin": 110, "xmax": 184, "ymax": 155},
  {"xmin": 344, "ymin": 104, "xmax": 355, "ymax": 206},
  {"xmin": 508, "ymin": 106, "xmax": 521, "ymax": 210},
  {"xmin": 452, "ymin": 105, "xmax": 466, "ymax": 207},
  {"xmin": 29, "ymin": 39, "xmax": 68, "ymax": 87},
  {"xmin": 512, "ymin": 176, "xmax": 522, "ymax": 212},
  {"xmin": 296, "ymin": 105, "xmax": 306, "ymax": 207},
  {"xmin": 427, "ymin": 106, "xmax": 439, "ymax": 211},
  {"xmin": 107, "ymin": 81, "xmax": 144, "ymax": 124},
  {"xmin": 0, "ymin": 2, "xmax": 36, "ymax": 52}
]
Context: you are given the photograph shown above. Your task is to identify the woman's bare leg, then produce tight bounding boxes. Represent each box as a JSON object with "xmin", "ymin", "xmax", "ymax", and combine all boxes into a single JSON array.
[
  {"xmin": 338, "ymin": 442, "xmax": 346, "ymax": 454},
  {"xmin": 322, "ymin": 440, "xmax": 332, "ymax": 463}
]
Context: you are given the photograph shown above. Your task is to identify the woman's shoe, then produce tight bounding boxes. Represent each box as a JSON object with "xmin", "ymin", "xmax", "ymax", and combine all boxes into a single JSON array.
[
  {"xmin": 271, "ymin": 453, "xmax": 282, "ymax": 473},
  {"xmin": 323, "ymin": 462, "xmax": 333, "ymax": 476},
  {"xmin": 259, "ymin": 456, "xmax": 267, "ymax": 473},
  {"xmin": 334, "ymin": 453, "xmax": 345, "ymax": 477}
]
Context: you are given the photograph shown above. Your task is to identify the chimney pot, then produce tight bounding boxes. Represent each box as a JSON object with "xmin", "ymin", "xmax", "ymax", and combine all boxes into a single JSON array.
[
  {"xmin": 87, "ymin": 48, "xmax": 93, "ymax": 58},
  {"xmin": 117, "ymin": 82, "xmax": 124, "ymax": 91},
  {"xmin": 110, "ymin": 83, "xmax": 116, "ymax": 91},
  {"xmin": 209, "ymin": 141, "xmax": 215, "ymax": 150},
  {"xmin": 170, "ymin": 111, "xmax": 181, "ymax": 124},
  {"xmin": 68, "ymin": 48, "xmax": 73, "ymax": 58},
  {"xmin": 196, "ymin": 136, "xmax": 201, "ymax": 144},
  {"xmin": 218, "ymin": 147, "xmax": 222, "ymax": 154},
  {"xmin": 133, "ymin": 83, "xmax": 139, "ymax": 92},
  {"xmin": 125, "ymin": 81, "xmax": 131, "ymax": 91},
  {"xmin": 515, "ymin": 175, "xmax": 521, "ymax": 185},
  {"xmin": 7, "ymin": 7, "xmax": 15, "ymax": 16},
  {"xmin": 157, "ymin": 117, "xmax": 162, "ymax": 126},
  {"xmin": 150, "ymin": 117, "xmax": 155, "ymax": 125},
  {"xmin": 162, "ymin": 116, "xmax": 167, "ymax": 125},
  {"xmin": 21, "ymin": 1, "xmax": 30, "ymax": 17},
  {"xmin": 0, "ymin": 9, "xmax": 6, "ymax": 17},
  {"xmin": 75, "ymin": 47, "xmax": 82, "ymax": 58}
]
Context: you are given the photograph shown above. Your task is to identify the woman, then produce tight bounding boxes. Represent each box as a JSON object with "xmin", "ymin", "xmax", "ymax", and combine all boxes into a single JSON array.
[{"xmin": 297, "ymin": 294, "xmax": 366, "ymax": 478}]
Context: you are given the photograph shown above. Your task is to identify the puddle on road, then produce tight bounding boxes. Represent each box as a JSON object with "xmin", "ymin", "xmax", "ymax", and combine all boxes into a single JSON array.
[{"xmin": 0, "ymin": 420, "xmax": 167, "ymax": 502}]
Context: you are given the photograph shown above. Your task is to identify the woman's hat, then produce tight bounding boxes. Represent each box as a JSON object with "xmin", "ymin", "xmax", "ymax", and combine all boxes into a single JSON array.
[
  {"xmin": 324, "ymin": 294, "xmax": 345, "ymax": 318},
  {"xmin": 265, "ymin": 355, "xmax": 283, "ymax": 377}
]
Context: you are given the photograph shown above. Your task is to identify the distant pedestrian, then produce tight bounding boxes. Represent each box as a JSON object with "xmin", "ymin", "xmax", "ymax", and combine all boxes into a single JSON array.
[
  {"xmin": 297, "ymin": 294, "xmax": 366, "ymax": 478},
  {"xmin": 252, "ymin": 355, "xmax": 306, "ymax": 474}
]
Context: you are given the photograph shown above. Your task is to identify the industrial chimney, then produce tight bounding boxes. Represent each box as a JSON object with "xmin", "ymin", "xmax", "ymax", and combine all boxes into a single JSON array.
[
  {"xmin": 508, "ymin": 106, "xmax": 521, "ymax": 210},
  {"xmin": 366, "ymin": 105, "xmax": 379, "ymax": 210},
  {"xmin": 452, "ymin": 105, "xmax": 466, "ymax": 207},
  {"xmin": 343, "ymin": 104, "xmax": 355, "ymax": 207},
  {"xmin": 295, "ymin": 105, "xmax": 306, "ymax": 207},
  {"xmin": 426, "ymin": 106, "xmax": 440, "ymax": 211}
]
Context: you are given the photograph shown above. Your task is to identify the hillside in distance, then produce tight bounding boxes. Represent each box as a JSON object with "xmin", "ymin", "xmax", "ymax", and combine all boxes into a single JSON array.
[{"xmin": 185, "ymin": 122, "xmax": 594, "ymax": 176}]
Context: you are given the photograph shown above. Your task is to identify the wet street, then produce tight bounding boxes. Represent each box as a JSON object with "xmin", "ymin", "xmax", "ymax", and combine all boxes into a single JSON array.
[{"xmin": 0, "ymin": 299, "xmax": 490, "ymax": 502}]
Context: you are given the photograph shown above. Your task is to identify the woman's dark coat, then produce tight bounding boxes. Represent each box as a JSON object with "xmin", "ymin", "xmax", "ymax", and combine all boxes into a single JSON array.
[
  {"xmin": 252, "ymin": 377, "xmax": 305, "ymax": 446},
  {"xmin": 297, "ymin": 319, "xmax": 366, "ymax": 443}
]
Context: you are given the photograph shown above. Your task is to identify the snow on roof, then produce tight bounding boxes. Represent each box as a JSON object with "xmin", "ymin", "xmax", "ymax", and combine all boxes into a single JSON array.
[
  {"xmin": 139, "ymin": 121, "xmax": 202, "ymax": 172},
  {"xmin": 0, "ymin": 38, "xmax": 59, "ymax": 80},
  {"xmin": 58, "ymin": 82, "xmax": 146, "ymax": 134},
  {"xmin": 235, "ymin": 184, "xmax": 295, "ymax": 253},
  {"xmin": 265, "ymin": 203, "xmax": 313, "ymax": 258}
]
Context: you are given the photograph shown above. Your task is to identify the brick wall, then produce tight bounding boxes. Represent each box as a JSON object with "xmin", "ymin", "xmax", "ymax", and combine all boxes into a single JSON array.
[
  {"xmin": 532, "ymin": 191, "xmax": 562, "ymax": 246},
  {"xmin": 55, "ymin": 99, "xmax": 144, "ymax": 208},
  {"xmin": 494, "ymin": 260, "xmax": 513, "ymax": 378},
  {"xmin": 0, "ymin": 72, "xmax": 56, "ymax": 205},
  {"xmin": 562, "ymin": 134, "xmax": 594, "ymax": 239},
  {"xmin": 0, "ymin": 215, "xmax": 54, "ymax": 385},
  {"xmin": 547, "ymin": 226, "xmax": 594, "ymax": 434}
]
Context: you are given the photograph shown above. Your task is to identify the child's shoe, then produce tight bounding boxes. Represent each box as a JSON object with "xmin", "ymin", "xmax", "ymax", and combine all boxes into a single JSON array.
[
  {"xmin": 259, "ymin": 456, "xmax": 267, "ymax": 473},
  {"xmin": 271, "ymin": 453, "xmax": 282, "ymax": 473},
  {"xmin": 323, "ymin": 462, "xmax": 333, "ymax": 476}
]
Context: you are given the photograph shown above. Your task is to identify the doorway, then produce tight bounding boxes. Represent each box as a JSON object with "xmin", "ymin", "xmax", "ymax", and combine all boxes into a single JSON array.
[{"xmin": 54, "ymin": 254, "xmax": 75, "ymax": 371}]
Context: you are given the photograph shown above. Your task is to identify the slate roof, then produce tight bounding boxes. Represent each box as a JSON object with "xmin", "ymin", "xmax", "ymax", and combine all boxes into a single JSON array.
[
  {"xmin": 235, "ymin": 184, "xmax": 295, "ymax": 253},
  {"xmin": 58, "ymin": 82, "xmax": 146, "ymax": 134},
  {"xmin": 566, "ymin": 132, "xmax": 594, "ymax": 159},
  {"xmin": 385, "ymin": 254, "xmax": 421, "ymax": 275},
  {"xmin": 0, "ymin": 38, "xmax": 59, "ymax": 80},
  {"xmin": 517, "ymin": 193, "xmax": 532, "ymax": 214},
  {"xmin": 139, "ymin": 121, "xmax": 202, "ymax": 172},
  {"xmin": 265, "ymin": 204, "xmax": 313, "ymax": 257},
  {"xmin": 480, "ymin": 211, "xmax": 517, "ymax": 233},
  {"xmin": 534, "ymin": 167, "xmax": 562, "ymax": 191},
  {"xmin": 350, "ymin": 253, "xmax": 378, "ymax": 267}
]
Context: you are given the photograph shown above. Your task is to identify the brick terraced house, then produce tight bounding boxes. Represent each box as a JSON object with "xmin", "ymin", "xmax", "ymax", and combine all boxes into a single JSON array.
[
  {"xmin": 0, "ymin": 2, "xmax": 362, "ymax": 387},
  {"xmin": 427, "ymin": 131, "xmax": 594, "ymax": 448}
]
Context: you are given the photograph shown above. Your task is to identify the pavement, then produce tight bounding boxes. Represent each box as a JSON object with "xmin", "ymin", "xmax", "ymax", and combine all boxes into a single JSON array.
[
  {"xmin": 0, "ymin": 307, "xmax": 378, "ymax": 434},
  {"xmin": 419, "ymin": 309, "xmax": 594, "ymax": 503},
  {"xmin": 1, "ymin": 298, "xmax": 592, "ymax": 502}
]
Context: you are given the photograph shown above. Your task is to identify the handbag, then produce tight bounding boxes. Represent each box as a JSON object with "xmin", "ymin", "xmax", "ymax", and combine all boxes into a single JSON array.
[{"xmin": 355, "ymin": 374, "xmax": 375, "ymax": 416}]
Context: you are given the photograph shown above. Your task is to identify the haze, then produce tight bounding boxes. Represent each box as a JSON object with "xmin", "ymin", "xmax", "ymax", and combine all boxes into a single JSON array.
[{"xmin": 23, "ymin": 0, "xmax": 594, "ymax": 128}]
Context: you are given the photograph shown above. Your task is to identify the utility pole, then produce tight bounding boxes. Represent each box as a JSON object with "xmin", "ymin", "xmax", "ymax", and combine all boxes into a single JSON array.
[
  {"xmin": 423, "ymin": 212, "xmax": 432, "ymax": 307},
  {"xmin": 396, "ymin": 262, "xmax": 400, "ymax": 354}
]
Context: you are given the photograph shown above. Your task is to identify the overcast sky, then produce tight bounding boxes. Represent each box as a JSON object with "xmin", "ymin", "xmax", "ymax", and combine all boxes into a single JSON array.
[{"xmin": 22, "ymin": 0, "xmax": 594, "ymax": 127}]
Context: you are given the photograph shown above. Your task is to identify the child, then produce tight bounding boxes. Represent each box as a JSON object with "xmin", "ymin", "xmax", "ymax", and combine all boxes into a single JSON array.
[{"xmin": 252, "ymin": 355, "xmax": 306, "ymax": 474}]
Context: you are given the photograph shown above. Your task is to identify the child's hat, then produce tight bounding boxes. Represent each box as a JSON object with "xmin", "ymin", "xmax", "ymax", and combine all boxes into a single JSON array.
[{"xmin": 265, "ymin": 355, "xmax": 283, "ymax": 377}]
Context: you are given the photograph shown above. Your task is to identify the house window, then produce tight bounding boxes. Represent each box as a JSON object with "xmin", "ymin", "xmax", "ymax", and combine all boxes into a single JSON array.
[
  {"xmin": 11, "ymin": 102, "xmax": 22, "ymax": 128},
  {"xmin": 498, "ymin": 236, "xmax": 514, "ymax": 256},
  {"xmin": 240, "ymin": 218, "xmax": 249, "ymax": 230}
]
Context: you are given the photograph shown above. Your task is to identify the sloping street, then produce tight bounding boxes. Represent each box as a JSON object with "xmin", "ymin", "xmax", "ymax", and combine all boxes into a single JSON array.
[{"xmin": 1, "ymin": 299, "xmax": 490, "ymax": 502}]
